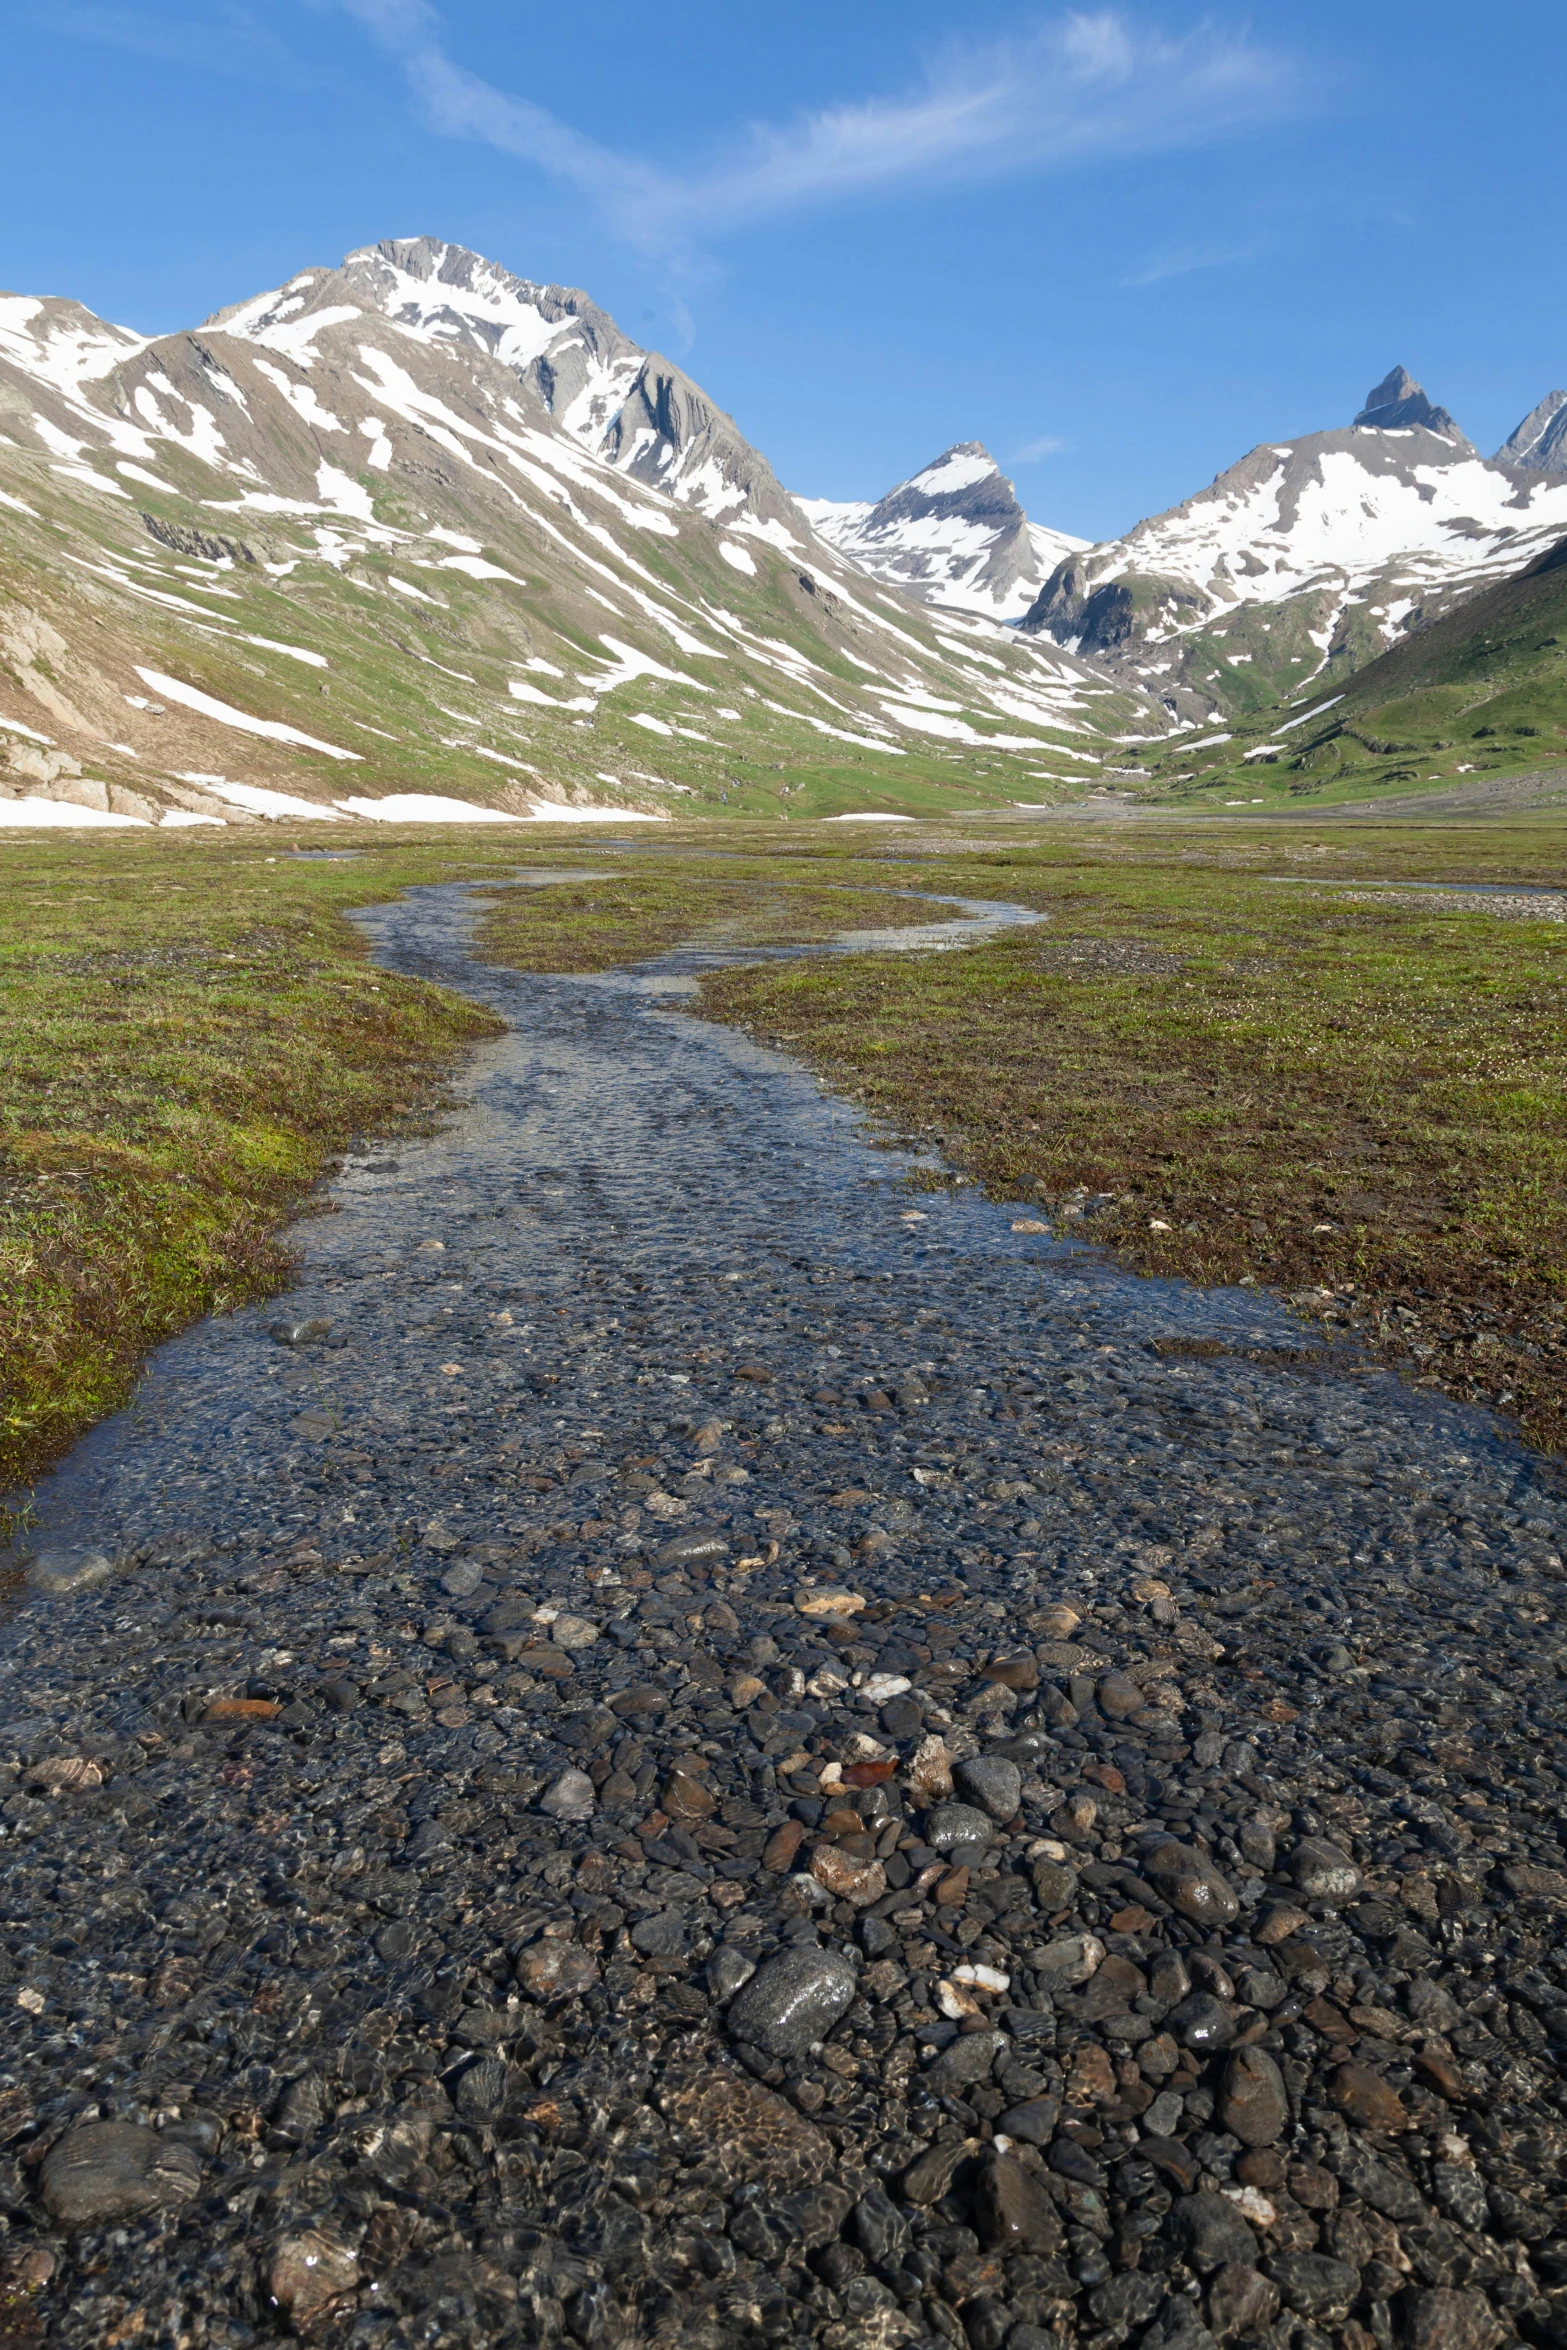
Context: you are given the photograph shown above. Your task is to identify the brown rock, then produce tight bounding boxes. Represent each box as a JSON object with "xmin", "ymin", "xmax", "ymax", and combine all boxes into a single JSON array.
[
  {"xmin": 1096, "ymin": 1672, "xmax": 1145, "ymax": 1720},
  {"xmin": 907, "ymin": 1733, "xmax": 954, "ymax": 1802},
  {"xmin": 1328, "ymin": 2062, "xmax": 1409, "ymax": 2132},
  {"xmin": 1221, "ymin": 2046, "xmax": 1290, "ymax": 2147},
  {"xmin": 1236, "ymin": 2149, "xmax": 1286, "ymax": 2192},
  {"xmin": 1405, "ymin": 2290, "xmax": 1506, "ymax": 2350},
  {"xmin": 762, "ymin": 1819, "xmax": 806, "ymax": 1873},
  {"xmin": 982, "ymin": 1654, "xmax": 1039, "ymax": 1692},
  {"xmin": 1208, "ymin": 2263, "xmax": 1281, "ymax": 2343},
  {"xmin": 531, "ymin": 1645, "xmax": 577, "ymax": 1680},
  {"xmin": 269, "ymin": 2231, "xmax": 360, "ymax": 2329},
  {"xmin": 518, "ymin": 1940, "xmax": 599, "ymax": 1998},
  {"xmin": 1257, "ymin": 1906, "xmax": 1310, "ymax": 1945},
  {"xmin": 1110, "ymin": 1903, "xmax": 1157, "ymax": 1934},
  {"xmin": 203, "ymin": 1697, "xmax": 280, "ymax": 1722},
  {"xmin": 1500, "ymin": 1863, "xmax": 1567, "ymax": 1908},
  {"xmin": 1032, "ymin": 1604, "xmax": 1081, "ymax": 1638},
  {"xmin": 933, "ymin": 1865, "xmax": 970, "ymax": 1906},
  {"xmin": 810, "ymin": 1844, "xmax": 887, "ymax": 1906},
  {"xmin": 660, "ymin": 2070, "xmax": 832, "ymax": 2190},
  {"xmin": 1142, "ymin": 1838, "xmax": 1241, "ymax": 1926},
  {"xmin": 1051, "ymin": 1791, "xmax": 1098, "ymax": 1844},
  {"xmin": 40, "ymin": 2123, "xmax": 202, "ymax": 2228},
  {"xmin": 1301, "ymin": 1996, "xmax": 1357, "ymax": 2043},
  {"xmin": 1065, "ymin": 2043, "xmax": 1118, "ymax": 2107},
  {"xmin": 691, "ymin": 1418, "xmax": 724, "ymax": 1454},
  {"xmin": 794, "ymin": 1586, "xmax": 865, "ymax": 1618},
  {"xmin": 974, "ymin": 2153, "xmax": 1062, "ymax": 2254},
  {"xmin": 730, "ymin": 1673, "xmax": 768, "ymax": 1708},
  {"xmin": 1413, "ymin": 2049, "xmax": 1468, "ymax": 2101},
  {"xmin": 22, "ymin": 1756, "xmax": 106, "ymax": 1794},
  {"xmin": 663, "ymin": 1769, "xmax": 716, "ymax": 1822},
  {"xmin": 903, "ymin": 2136, "xmax": 979, "ymax": 2206}
]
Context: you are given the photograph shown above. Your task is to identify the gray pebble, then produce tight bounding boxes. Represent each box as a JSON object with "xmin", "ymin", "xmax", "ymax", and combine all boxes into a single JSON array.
[
  {"xmin": 954, "ymin": 1753, "xmax": 1022, "ymax": 1822},
  {"xmin": 727, "ymin": 1945, "xmax": 856, "ymax": 2057},
  {"xmin": 539, "ymin": 1768, "xmax": 595, "ymax": 1822},
  {"xmin": 925, "ymin": 1800, "xmax": 997, "ymax": 1852},
  {"xmin": 26, "ymin": 1548, "xmax": 115, "ymax": 1598}
]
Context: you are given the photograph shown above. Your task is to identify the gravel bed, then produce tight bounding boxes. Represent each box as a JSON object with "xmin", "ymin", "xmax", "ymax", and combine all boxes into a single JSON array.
[{"xmin": 1, "ymin": 883, "xmax": 1565, "ymax": 2350}]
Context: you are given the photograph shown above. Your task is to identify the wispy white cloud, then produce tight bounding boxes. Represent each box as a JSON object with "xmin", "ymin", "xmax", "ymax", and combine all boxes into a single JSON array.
[
  {"xmin": 1014, "ymin": 434, "xmax": 1068, "ymax": 461},
  {"xmin": 1118, "ymin": 237, "xmax": 1260, "ymax": 288},
  {"xmin": 338, "ymin": 4, "xmax": 1309, "ymax": 259},
  {"xmin": 336, "ymin": 0, "xmax": 667, "ymax": 226},
  {"xmin": 36, "ymin": 2, "xmax": 312, "ymax": 85}
]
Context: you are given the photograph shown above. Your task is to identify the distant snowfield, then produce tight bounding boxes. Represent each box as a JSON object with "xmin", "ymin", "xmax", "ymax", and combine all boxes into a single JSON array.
[
  {"xmin": 183, "ymin": 776, "xmax": 348, "ymax": 821},
  {"xmin": 137, "ymin": 669, "xmax": 362, "ymax": 761},
  {"xmin": 0, "ymin": 778, "xmax": 669, "ymax": 830},
  {"xmin": 522, "ymin": 801, "xmax": 667, "ymax": 823},
  {"xmin": 821, "ymin": 811, "xmax": 917, "ymax": 822},
  {"xmin": 0, "ymin": 795, "xmax": 146, "ymax": 827}
]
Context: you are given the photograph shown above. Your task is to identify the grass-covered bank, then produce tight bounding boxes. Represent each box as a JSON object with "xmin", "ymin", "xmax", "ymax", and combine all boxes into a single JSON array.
[
  {"xmin": 690, "ymin": 821, "xmax": 1567, "ymax": 1454},
  {"xmin": 0, "ymin": 834, "xmax": 505, "ymax": 1497},
  {"xmin": 470, "ymin": 866, "xmax": 949, "ymax": 969}
]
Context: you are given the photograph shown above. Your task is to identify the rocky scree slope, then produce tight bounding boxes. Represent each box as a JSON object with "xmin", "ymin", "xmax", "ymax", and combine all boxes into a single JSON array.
[
  {"xmin": 1020, "ymin": 371, "xmax": 1567, "ymax": 727},
  {"xmin": 1495, "ymin": 394, "xmax": 1567, "ymax": 478},
  {"xmin": 799, "ymin": 444, "xmax": 1084, "ymax": 625},
  {"xmin": 0, "ymin": 238, "xmax": 1156, "ymax": 829}
]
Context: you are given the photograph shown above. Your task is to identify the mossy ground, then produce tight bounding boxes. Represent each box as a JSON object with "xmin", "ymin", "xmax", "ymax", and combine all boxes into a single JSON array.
[
  {"xmin": 0, "ymin": 835, "xmax": 505, "ymax": 1498},
  {"xmin": 480, "ymin": 819, "xmax": 1567, "ymax": 1454}
]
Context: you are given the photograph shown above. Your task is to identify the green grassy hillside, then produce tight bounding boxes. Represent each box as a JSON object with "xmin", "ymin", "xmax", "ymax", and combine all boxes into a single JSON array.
[{"xmin": 1137, "ymin": 537, "xmax": 1567, "ymax": 809}]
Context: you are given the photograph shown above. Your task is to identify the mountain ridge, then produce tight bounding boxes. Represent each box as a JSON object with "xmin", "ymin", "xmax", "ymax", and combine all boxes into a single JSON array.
[
  {"xmin": 0, "ymin": 238, "xmax": 1155, "ymax": 828},
  {"xmin": 1019, "ymin": 368, "xmax": 1567, "ymax": 720}
]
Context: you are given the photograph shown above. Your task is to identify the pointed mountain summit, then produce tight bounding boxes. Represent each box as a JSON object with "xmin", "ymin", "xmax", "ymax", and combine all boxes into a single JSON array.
[
  {"xmin": 1496, "ymin": 389, "xmax": 1567, "ymax": 474},
  {"xmin": 1353, "ymin": 365, "xmax": 1468, "ymax": 443},
  {"xmin": 798, "ymin": 443, "xmax": 1083, "ymax": 621}
]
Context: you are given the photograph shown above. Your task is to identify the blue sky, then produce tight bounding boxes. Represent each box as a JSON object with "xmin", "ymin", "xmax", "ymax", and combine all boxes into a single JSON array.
[{"xmin": 8, "ymin": 1, "xmax": 1567, "ymax": 541}]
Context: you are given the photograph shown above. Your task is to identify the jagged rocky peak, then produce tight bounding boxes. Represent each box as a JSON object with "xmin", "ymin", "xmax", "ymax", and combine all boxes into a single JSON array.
[
  {"xmin": 800, "ymin": 442, "xmax": 1083, "ymax": 621},
  {"xmin": 1354, "ymin": 364, "xmax": 1467, "ymax": 443},
  {"xmin": 877, "ymin": 443, "xmax": 1020, "ymax": 523},
  {"xmin": 1496, "ymin": 389, "xmax": 1567, "ymax": 475}
]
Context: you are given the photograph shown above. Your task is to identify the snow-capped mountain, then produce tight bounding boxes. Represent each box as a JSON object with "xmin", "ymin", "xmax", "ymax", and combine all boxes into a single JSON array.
[
  {"xmin": 1021, "ymin": 369, "xmax": 1567, "ymax": 719},
  {"xmin": 209, "ymin": 238, "xmax": 806, "ymax": 544},
  {"xmin": 0, "ymin": 239, "xmax": 1155, "ymax": 829},
  {"xmin": 798, "ymin": 444, "xmax": 1084, "ymax": 622},
  {"xmin": 1496, "ymin": 389, "xmax": 1567, "ymax": 474}
]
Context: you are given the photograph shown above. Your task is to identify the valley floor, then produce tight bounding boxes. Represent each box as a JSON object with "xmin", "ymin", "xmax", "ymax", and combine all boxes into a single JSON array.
[{"xmin": 2, "ymin": 872, "xmax": 1566, "ymax": 2348}]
